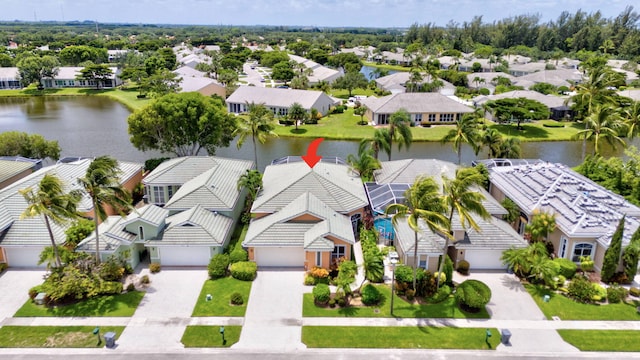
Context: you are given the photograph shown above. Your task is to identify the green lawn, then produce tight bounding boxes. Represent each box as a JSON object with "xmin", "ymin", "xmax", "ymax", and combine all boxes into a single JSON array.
[
  {"xmin": 181, "ymin": 325, "xmax": 241, "ymax": 348},
  {"xmin": 0, "ymin": 326, "xmax": 125, "ymax": 348},
  {"xmin": 303, "ymin": 284, "xmax": 489, "ymax": 319},
  {"xmin": 0, "ymin": 87, "xmax": 151, "ymax": 110},
  {"xmin": 363, "ymin": 61, "xmax": 411, "ymax": 72},
  {"xmin": 14, "ymin": 291, "xmax": 145, "ymax": 317},
  {"xmin": 191, "ymin": 277, "xmax": 252, "ymax": 317},
  {"xmin": 525, "ymin": 284, "xmax": 640, "ymax": 320},
  {"xmin": 558, "ymin": 330, "xmax": 640, "ymax": 352},
  {"xmin": 303, "ymin": 326, "xmax": 500, "ymax": 349}
]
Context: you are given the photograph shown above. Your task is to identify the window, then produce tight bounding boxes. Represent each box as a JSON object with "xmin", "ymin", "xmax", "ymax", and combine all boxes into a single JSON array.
[
  {"xmin": 428, "ymin": 114, "xmax": 437, "ymax": 122},
  {"xmin": 332, "ymin": 245, "xmax": 346, "ymax": 262},
  {"xmin": 572, "ymin": 243, "xmax": 594, "ymax": 263},
  {"xmin": 316, "ymin": 252, "xmax": 322, "ymax": 267},
  {"xmin": 418, "ymin": 256, "xmax": 428, "ymax": 269},
  {"xmin": 139, "ymin": 226, "xmax": 145, "ymax": 240},
  {"xmin": 378, "ymin": 114, "xmax": 389, "ymax": 125},
  {"xmin": 440, "ymin": 113, "xmax": 455, "ymax": 122},
  {"xmin": 559, "ymin": 237, "xmax": 568, "ymax": 258},
  {"xmin": 152, "ymin": 186, "xmax": 165, "ymax": 204},
  {"xmin": 413, "ymin": 114, "xmax": 422, "ymax": 123}
]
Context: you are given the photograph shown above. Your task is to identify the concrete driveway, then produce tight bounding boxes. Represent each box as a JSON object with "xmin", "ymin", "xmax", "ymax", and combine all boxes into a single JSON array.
[
  {"xmin": 116, "ymin": 268, "xmax": 208, "ymax": 351},
  {"xmin": 0, "ymin": 269, "xmax": 45, "ymax": 321},
  {"xmin": 234, "ymin": 269, "xmax": 306, "ymax": 351}
]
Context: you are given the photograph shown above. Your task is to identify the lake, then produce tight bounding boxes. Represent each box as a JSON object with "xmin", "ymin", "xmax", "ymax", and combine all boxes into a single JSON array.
[{"xmin": 0, "ymin": 96, "xmax": 634, "ymax": 170}]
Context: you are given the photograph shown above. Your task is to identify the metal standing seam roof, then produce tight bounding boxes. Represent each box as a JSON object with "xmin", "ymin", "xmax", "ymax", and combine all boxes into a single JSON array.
[
  {"xmin": 76, "ymin": 216, "xmax": 136, "ymax": 252},
  {"xmin": 163, "ymin": 157, "xmax": 254, "ymax": 211},
  {"xmin": 362, "ymin": 93, "xmax": 474, "ymax": 114},
  {"xmin": 226, "ymin": 86, "xmax": 335, "ymax": 110},
  {"xmin": 143, "ymin": 157, "xmax": 221, "ymax": 185},
  {"xmin": 251, "ymin": 162, "xmax": 368, "ymax": 214},
  {"xmin": 489, "ymin": 162, "xmax": 640, "ymax": 245},
  {"xmin": 157, "ymin": 204, "xmax": 233, "ymax": 246},
  {"xmin": 244, "ymin": 192, "xmax": 355, "ymax": 248}
]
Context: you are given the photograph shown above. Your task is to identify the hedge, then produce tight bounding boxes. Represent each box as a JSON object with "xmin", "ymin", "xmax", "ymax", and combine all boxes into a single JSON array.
[
  {"xmin": 230, "ymin": 261, "xmax": 257, "ymax": 281},
  {"xmin": 455, "ymin": 280, "xmax": 491, "ymax": 311},
  {"xmin": 208, "ymin": 253, "xmax": 230, "ymax": 279}
]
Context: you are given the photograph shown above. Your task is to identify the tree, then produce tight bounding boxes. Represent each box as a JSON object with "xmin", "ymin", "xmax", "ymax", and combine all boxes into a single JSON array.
[
  {"xmin": 128, "ymin": 92, "xmax": 236, "ymax": 156},
  {"xmin": 480, "ymin": 128, "xmax": 502, "ymax": 158},
  {"xmin": 217, "ymin": 69, "xmax": 238, "ymax": 88},
  {"xmin": 288, "ymin": 102, "xmax": 307, "ymax": 132},
  {"xmin": 437, "ymin": 168, "xmax": 490, "ymax": 288},
  {"xmin": 59, "ymin": 45, "xmax": 107, "ymax": 65},
  {"xmin": 19, "ymin": 174, "xmax": 81, "ymax": 268},
  {"xmin": 387, "ymin": 109, "xmax": 413, "ymax": 161},
  {"xmin": 76, "ymin": 64, "xmax": 113, "ymax": 89},
  {"xmin": 623, "ymin": 226, "xmax": 640, "ymax": 280},
  {"xmin": 623, "ymin": 100, "xmax": 640, "ymax": 141},
  {"xmin": 496, "ymin": 137, "xmax": 522, "ymax": 158},
  {"xmin": 78, "ymin": 156, "xmax": 132, "ymax": 264},
  {"xmin": 16, "ymin": 55, "xmax": 60, "ymax": 86},
  {"xmin": 601, "ymin": 216, "xmax": 625, "ymax": 283},
  {"xmin": 271, "ymin": 61, "xmax": 295, "ymax": 84},
  {"xmin": 346, "ymin": 141, "xmax": 380, "ymax": 182},
  {"xmin": 138, "ymin": 69, "xmax": 181, "ymax": 97},
  {"xmin": 484, "ymin": 98, "xmax": 550, "ymax": 129},
  {"xmin": 0, "ymin": 131, "xmax": 61, "ymax": 160},
  {"xmin": 525, "ymin": 210, "xmax": 556, "ymax": 243},
  {"xmin": 441, "ymin": 113, "xmax": 481, "ymax": 165},
  {"xmin": 501, "ymin": 197, "xmax": 520, "ymax": 224},
  {"xmin": 386, "ymin": 176, "xmax": 448, "ymax": 290},
  {"xmin": 333, "ymin": 71, "xmax": 368, "ymax": 97},
  {"xmin": 572, "ymin": 105, "xmax": 626, "ymax": 156},
  {"xmin": 234, "ymin": 102, "xmax": 277, "ymax": 168},
  {"xmin": 64, "ymin": 218, "xmax": 96, "ymax": 248},
  {"xmin": 354, "ymin": 105, "xmax": 367, "ymax": 125},
  {"xmin": 364, "ymin": 128, "xmax": 391, "ymax": 160},
  {"xmin": 237, "ymin": 169, "xmax": 263, "ymax": 204},
  {"xmin": 157, "ymin": 47, "xmax": 177, "ymax": 70}
]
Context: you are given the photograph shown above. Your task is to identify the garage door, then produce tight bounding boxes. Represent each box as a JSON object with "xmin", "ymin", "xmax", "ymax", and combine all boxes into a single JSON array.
[
  {"xmin": 159, "ymin": 246, "xmax": 211, "ymax": 266},
  {"xmin": 4, "ymin": 247, "xmax": 45, "ymax": 268},
  {"xmin": 255, "ymin": 247, "xmax": 305, "ymax": 267},
  {"xmin": 463, "ymin": 250, "xmax": 505, "ymax": 270}
]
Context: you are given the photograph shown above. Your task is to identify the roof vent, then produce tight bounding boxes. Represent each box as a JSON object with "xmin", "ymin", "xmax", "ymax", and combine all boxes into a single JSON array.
[{"xmin": 213, "ymin": 211, "xmax": 218, "ymax": 216}]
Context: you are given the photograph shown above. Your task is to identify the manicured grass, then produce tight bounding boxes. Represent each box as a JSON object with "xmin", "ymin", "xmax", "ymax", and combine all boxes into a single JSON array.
[
  {"xmin": 0, "ymin": 326, "xmax": 125, "ymax": 348},
  {"xmin": 525, "ymin": 284, "xmax": 640, "ymax": 320},
  {"xmin": 303, "ymin": 284, "xmax": 489, "ymax": 319},
  {"xmin": 191, "ymin": 277, "xmax": 252, "ymax": 317},
  {"xmin": 181, "ymin": 325, "xmax": 241, "ymax": 348},
  {"xmin": 363, "ymin": 61, "xmax": 411, "ymax": 72},
  {"xmin": 558, "ymin": 330, "xmax": 640, "ymax": 352},
  {"xmin": 328, "ymin": 88, "xmax": 379, "ymax": 99},
  {"xmin": 302, "ymin": 326, "xmax": 500, "ymax": 349},
  {"xmin": 487, "ymin": 121, "xmax": 582, "ymax": 141},
  {"xmin": 0, "ymin": 87, "xmax": 152, "ymax": 110},
  {"xmin": 14, "ymin": 291, "xmax": 145, "ymax": 317}
]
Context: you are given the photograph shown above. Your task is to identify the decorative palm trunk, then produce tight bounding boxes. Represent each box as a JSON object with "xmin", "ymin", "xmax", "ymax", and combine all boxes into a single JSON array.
[
  {"xmin": 44, "ymin": 215, "xmax": 62, "ymax": 268},
  {"xmin": 413, "ymin": 231, "xmax": 418, "ymax": 290},
  {"xmin": 93, "ymin": 210, "xmax": 101, "ymax": 264}
]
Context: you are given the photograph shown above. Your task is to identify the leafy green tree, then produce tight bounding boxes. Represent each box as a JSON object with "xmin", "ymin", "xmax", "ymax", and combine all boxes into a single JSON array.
[
  {"xmin": 78, "ymin": 156, "xmax": 132, "ymax": 264},
  {"xmin": 441, "ymin": 113, "xmax": 481, "ymax": 165},
  {"xmin": 496, "ymin": 137, "xmax": 522, "ymax": 158},
  {"xmin": 271, "ymin": 61, "xmax": 295, "ymax": 84},
  {"xmin": 572, "ymin": 105, "xmax": 626, "ymax": 156},
  {"xmin": 237, "ymin": 169, "xmax": 263, "ymax": 224},
  {"xmin": 333, "ymin": 71, "xmax": 368, "ymax": 97},
  {"xmin": 76, "ymin": 64, "xmax": 113, "ymax": 89},
  {"xmin": 623, "ymin": 226, "xmax": 640, "ymax": 280},
  {"xmin": 138, "ymin": 69, "xmax": 181, "ymax": 97},
  {"xmin": 386, "ymin": 176, "xmax": 449, "ymax": 290},
  {"xmin": 480, "ymin": 128, "xmax": 503, "ymax": 158},
  {"xmin": 64, "ymin": 218, "xmax": 96, "ymax": 248},
  {"xmin": 525, "ymin": 210, "xmax": 556, "ymax": 243},
  {"xmin": 387, "ymin": 109, "xmax": 413, "ymax": 161},
  {"xmin": 59, "ymin": 45, "xmax": 107, "ymax": 65},
  {"xmin": 16, "ymin": 55, "xmax": 60, "ymax": 86},
  {"xmin": 327, "ymin": 52, "xmax": 363, "ymax": 72},
  {"xmin": 0, "ymin": 131, "xmax": 61, "ymax": 160},
  {"xmin": 346, "ymin": 141, "xmax": 380, "ymax": 182},
  {"xmin": 485, "ymin": 97, "xmax": 550, "ymax": 129},
  {"xmin": 128, "ymin": 92, "xmax": 236, "ymax": 156},
  {"xmin": 234, "ymin": 102, "xmax": 277, "ymax": 168},
  {"xmin": 288, "ymin": 102, "xmax": 307, "ymax": 131},
  {"xmin": 19, "ymin": 174, "xmax": 81, "ymax": 268},
  {"xmin": 354, "ymin": 105, "xmax": 367, "ymax": 125},
  {"xmin": 157, "ymin": 48, "xmax": 177, "ymax": 70},
  {"xmin": 530, "ymin": 82, "xmax": 557, "ymax": 95},
  {"xmin": 601, "ymin": 216, "xmax": 625, "ymax": 283},
  {"xmin": 217, "ymin": 69, "xmax": 238, "ymax": 88}
]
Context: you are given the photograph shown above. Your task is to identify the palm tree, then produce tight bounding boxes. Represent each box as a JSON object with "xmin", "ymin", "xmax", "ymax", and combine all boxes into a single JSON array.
[
  {"xmin": 346, "ymin": 142, "xmax": 381, "ymax": 182},
  {"xmin": 387, "ymin": 109, "xmax": 413, "ymax": 161},
  {"xmin": 624, "ymin": 100, "xmax": 640, "ymax": 140},
  {"xmin": 437, "ymin": 168, "xmax": 490, "ymax": 288},
  {"xmin": 407, "ymin": 69, "xmax": 423, "ymax": 92},
  {"xmin": 234, "ymin": 102, "xmax": 278, "ymax": 168},
  {"xmin": 572, "ymin": 105, "xmax": 626, "ymax": 156},
  {"xmin": 288, "ymin": 102, "xmax": 307, "ymax": 132},
  {"xmin": 386, "ymin": 176, "xmax": 448, "ymax": 290},
  {"xmin": 441, "ymin": 113, "xmax": 481, "ymax": 165},
  {"xmin": 496, "ymin": 137, "xmax": 522, "ymax": 158},
  {"xmin": 19, "ymin": 174, "xmax": 81, "ymax": 268},
  {"xmin": 78, "ymin": 156, "xmax": 132, "ymax": 264},
  {"xmin": 368, "ymin": 128, "xmax": 391, "ymax": 160},
  {"xmin": 480, "ymin": 128, "xmax": 502, "ymax": 158},
  {"xmin": 237, "ymin": 169, "xmax": 263, "ymax": 204}
]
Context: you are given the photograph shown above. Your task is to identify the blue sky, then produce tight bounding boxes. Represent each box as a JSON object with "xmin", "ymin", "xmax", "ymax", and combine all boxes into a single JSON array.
[{"xmin": 2, "ymin": 0, "xmax": 636, "ymax": 27}]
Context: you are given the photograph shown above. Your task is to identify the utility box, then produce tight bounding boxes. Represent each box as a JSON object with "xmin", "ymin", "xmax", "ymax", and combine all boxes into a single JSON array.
[
  {"xmin": 104, "ymin": 332, "xmax": 116, "ymax": 348},
  {"xmin": 35, "ymin": 293, "xmax": 46, "ymax": 305},
  {"xmin": 501, "ymin": 329, "xmax": 512, "ymax": 344}
]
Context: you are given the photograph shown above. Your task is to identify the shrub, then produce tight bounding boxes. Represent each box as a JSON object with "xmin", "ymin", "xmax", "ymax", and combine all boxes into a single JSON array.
[
  {"xmin": 455, "ymin": 280, "xmax": 491, "ymax": 311},
  {"xmin": 149, "ymin": 262, "xmax": 161, "ymax": 274},
  {"xmin": 541, "ymin": 120, "xmax": 565, "ymax": 128},
  {"xmin": 553, "ymin": 258, "xmax": 577, "ymax": 279},
  {"xmin": 309, "ymin": 266, "xmax": 329, "ymax": 279},
  {"xmin": 607, "ymin": 285, "xmax": 628, "ymax": 303},
  {"xmin": 443, "ymin": 256, "xmax": 454, "ymax": 284},
  {"xmin": 99, "ymin": 281, "xmax": 123, "ymax": 295},
  {"xmin": 208, "ymin": 253, "xmax": 230, "ymax": 279},
  {"xmin": 394, "ymin": 265, "xmax": 414, "ymax": 285},
  {"xmin": 580, "ymin": 256, "xmax": 594, "ymax": 272},
  {"xmin": 312, "ymin": 283, "xmax": 331, "ymax": 304},
  {"xmin": 141, "ymin": 275, "xmax": 150, "ymax": 284},
  {"xmin": 479, "ymin": 88, "xmax": 490, "ymax": 96},
  {"xmin": 457, "ymin": 260, "xmax": 470, "ymax": 275},
  {"xmin": 428, "ymin": 285, "xmax": 452, "ymax": 303},
  {"xmin": 100, "ymin": 257, "xmax": 126, "ymax": 281},
  {"xmin": 630, "ymin": 287, "xmax": 640, "ymax": 297},
  {"xmin": 328, "ymin": 298, "xmax": 336, "ymax": 308},
  {"xmin": 304, "ymin": 275, "xmax": 316, "ymax": 286},
  {"xmin": 336, "ymin": 297, "xmax": 346, "ymax": 307},
  {"xmin": 230, "ymin": 261, "xmax": 257, "ymax": 281},
  {"xmin": 229, "ymin": 247, "xmax": 248, "ymax": 263},
  {"xmin": 405, "ymin": 289, "xmax": 415, "ymax": 301},
  {"xmin": 361, "ymin": 284, "xmax": 382, "ymax": 305},
  {"xmin": 592, "ymin": 283, "xmax": 607, "ymax": 301},
  {"xmin": 230, "ymin": 292, "xmax": 244, "ymax": 305},
  {"xmin": 126, "ymin": 283, "xmax": 136, "ymax": 292},
  {"xmin": 567, "ymin": 276, "xmax": 597, "ymax": 303}
]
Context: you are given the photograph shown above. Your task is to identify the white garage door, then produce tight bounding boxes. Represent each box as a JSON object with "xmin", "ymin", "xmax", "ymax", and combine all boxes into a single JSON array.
[
  {"xmin": 4, "ymin": 247, "xmax": 45, "ymax": 268},
  {"xmin": 255, "ymin": 247, "xmax": 305, "ymax": 267},
  {"xmin": 464, "ymin": 250, "xmax": 505, "ymax": 270},
  {"xmin": 159, "ymin": 246, "xmax": 211, "ymax": 266}
]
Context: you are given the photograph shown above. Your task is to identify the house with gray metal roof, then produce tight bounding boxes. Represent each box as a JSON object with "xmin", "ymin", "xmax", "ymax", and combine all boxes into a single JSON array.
[
  {"xmin": 374, "ymin": 72, "xmax": 456, "ymax": 95},
  {"xmin": 288, "ymin": 54, "xmax": 342, "ymax": 85},
  {"xmin": 488, "ymin": 161, "xmax": 640, "ymax": 273},
  {"xmin": 473, "ymin": 90, "xmax": 572, "ymax": 121},
  {"xmin": 361, "ymin": 93, "xmax": 473, "ymax": 126},
  {"xmin": 0, "ymin": 158, "xmax": 143, "ymax": 267},
  {"xmin": 226, "ymin": 86, "xmax": 338, "ymax": 116}
]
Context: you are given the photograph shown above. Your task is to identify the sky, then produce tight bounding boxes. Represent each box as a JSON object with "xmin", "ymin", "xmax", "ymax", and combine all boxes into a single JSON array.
[{"xmin": 2, "ymin": 0, "xmax": 636, "ymax": 28}]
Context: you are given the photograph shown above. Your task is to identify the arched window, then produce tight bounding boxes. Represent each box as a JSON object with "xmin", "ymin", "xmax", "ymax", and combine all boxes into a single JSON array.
[{"xmin": 571, "ymin": 243, "xmax": 594, "ymax": 263}]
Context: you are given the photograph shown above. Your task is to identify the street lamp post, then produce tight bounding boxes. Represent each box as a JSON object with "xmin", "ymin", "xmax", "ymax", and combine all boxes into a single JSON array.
[{"xmin": 390, "ymin": 258, "xmax": 398, "ymax": 315}]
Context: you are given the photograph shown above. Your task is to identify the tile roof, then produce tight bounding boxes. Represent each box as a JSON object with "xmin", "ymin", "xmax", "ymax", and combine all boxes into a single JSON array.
[
  {"xmin": 179, "ymin": 77, "xmax": 225, "ymax": 93},
  {"xmin": 361, "ymin": 93, "xmax": 473, "ymax": 114},
  {"xmin": 226, "ymin": 86, "xmax": 336, "ymax": 110},
  {"xmin": 143, "ymin": 157, "xmax": 221, "ymax": 185},
  {"xmin": 514, "ymin": 69, "xmax": 583, "ymax": 88},
  {"xmin": 252, "ymin": 162, "xmax": 368, "ymax": 214},
  {"xmin": 122, "ymin": 204, "xmax": 169, "ymax": 228},
  {"xmin": 157, "ymin": 204, "xmax": 233, "ymax": 246},
  {"xmin": 76, "ymin": 215, "xmax": 135, "ymax": 252},
  {"xmin": 473, "ymin": 90, "xmax": 569, "ymax": 108}
]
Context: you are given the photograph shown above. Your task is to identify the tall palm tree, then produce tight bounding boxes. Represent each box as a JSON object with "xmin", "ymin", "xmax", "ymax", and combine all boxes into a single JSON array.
[
  {"xmin": 288, "ymin": 102, "xmax": 307, "ymax": 132},
  {"xmin": 387, "ymin": 109, "xmax": 413, "ymax": 161},
  {"xmin": 234, "ymin": 102, "xmax": 277, "ymax": 168},
  {"xmin": 480, "ymin": 128, "xmax": 502, "ymax": 158},
  {"xmin": 367, "ymin": 128, "xmax": 391, "ymax": 160},
  {"xmin": 437, "ymin": 168, "xmax": 490, "ymax": 288},
  {"xmin": 78, "ymin": 156, "xmax": 132, "ymax": 264},
  {"xmin": 496, "ymin": 137, "xmax": 522, "ymax": 158},
  {"xmin": 624, "ymin": 100, "xmax": 640, "ymax": 141},
  {"xmin": 441, "ymin": 113, "xmax": 481, "ymax": 165},
  {"xmin": 346, "ymin": 141, "xmax": 381, "ymax": 182},
  {"xmin": 386, "ymin": 176, "xmax": 448, "ymax": 290},
  {"xmin": 572, "ymin": 105, "xmax": 626, "ymax": 156},
  {"xmin": 19, "ymin": 174, "xmax": 81, "ymax": 268}
]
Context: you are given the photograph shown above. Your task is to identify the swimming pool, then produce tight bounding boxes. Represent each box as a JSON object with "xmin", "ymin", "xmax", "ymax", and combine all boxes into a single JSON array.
[{"xmin": 373, "ymin": 217, "xmax": 395, "ymax": 241}]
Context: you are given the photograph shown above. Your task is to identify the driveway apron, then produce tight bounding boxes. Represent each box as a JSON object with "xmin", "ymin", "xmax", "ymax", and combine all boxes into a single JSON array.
[
  {"xmin": 0, "ymin": 270, "xmax": 45, "ymax": 322},
  {"xmin": 233, "ymin": 269, "xmax": 306, "ymax": 351}
]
